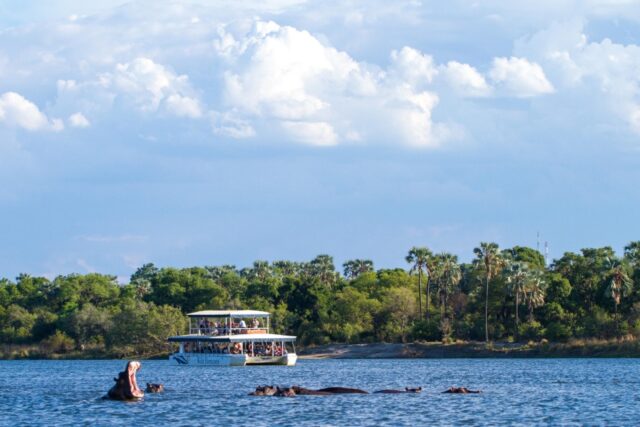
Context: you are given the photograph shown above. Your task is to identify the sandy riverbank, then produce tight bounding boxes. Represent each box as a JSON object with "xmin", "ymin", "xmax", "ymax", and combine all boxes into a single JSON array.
[{"xmin": 299, "ymin": 339, "xmax": 640, "ymax": 359}]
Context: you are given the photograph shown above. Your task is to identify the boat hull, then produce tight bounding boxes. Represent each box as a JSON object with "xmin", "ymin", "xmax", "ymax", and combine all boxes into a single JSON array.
[
  {"xmin": 169, "ymin": 352, "xmax": 297, "ymax": 366},
  {"xmin": 246, "ymin": 354, "xmax": 297, "ymax": 366}
]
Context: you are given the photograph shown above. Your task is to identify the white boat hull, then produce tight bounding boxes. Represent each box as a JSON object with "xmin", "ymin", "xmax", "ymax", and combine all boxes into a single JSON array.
[{"xmin": 169, "ymin": 352, "xmax": 297, "ymax": 366}]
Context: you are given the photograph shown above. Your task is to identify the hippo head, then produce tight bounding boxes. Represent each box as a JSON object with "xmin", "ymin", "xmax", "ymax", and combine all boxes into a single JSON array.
[
  {"xmin": 107, "ymin": 361, "xmax": 144, "ymax": 400},
  {"xmin": 405, "ymin": 387, "xmax": 422, "ymax": 393},
  {"xmin": 146, "ymin": 383, "xmax": 164, "ymax": 393},
  {"xmin": 276, "ymin": 387, "xmax": 297, "ymax": 397},
  {"xmin": 249, "ymin": 385, "xmax": 278, "ymax": 396}
]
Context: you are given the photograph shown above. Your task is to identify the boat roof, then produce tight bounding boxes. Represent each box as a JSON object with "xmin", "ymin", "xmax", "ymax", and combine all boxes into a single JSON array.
[
  {"xmin": 168, "ymin": 333, "xmax": 296, "ymax": 343},
  {"xmin": 187, "ymin": 310, "xmax": 270, "ymax": 317}
]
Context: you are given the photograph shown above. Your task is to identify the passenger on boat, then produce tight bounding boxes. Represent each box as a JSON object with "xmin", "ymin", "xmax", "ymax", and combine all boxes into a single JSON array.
[
  {"xmin": 199, "ymin": 319, "xmax": 206, "ymax": 334},
  {"xmin": 252, "ymin": 318, "xmax": 260, "ymax": 329}
]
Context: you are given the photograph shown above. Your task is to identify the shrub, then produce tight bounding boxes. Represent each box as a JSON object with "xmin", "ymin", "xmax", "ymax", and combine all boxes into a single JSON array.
[
  {"xmin": 519, "ymin": 320, "xmax": 545, "ymax": 341},
  {"xmin": 41, "ymin": 330, "xmax": 75, "ymax": 354}
]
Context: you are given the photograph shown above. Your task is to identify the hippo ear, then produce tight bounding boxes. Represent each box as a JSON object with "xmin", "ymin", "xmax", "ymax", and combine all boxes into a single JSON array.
[{"xmin": 114, "ymin": 378, "xmax": 118, "ymax": 382}]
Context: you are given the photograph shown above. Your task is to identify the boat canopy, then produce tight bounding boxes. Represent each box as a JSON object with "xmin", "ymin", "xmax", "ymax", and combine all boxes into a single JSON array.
[
  {"xmin": 187, "ymin": 310, "xmax": 270, "ymax": 317},
  {"xmin": 168, "ymin": 333, "xmax": 296, "ymax": 343}
]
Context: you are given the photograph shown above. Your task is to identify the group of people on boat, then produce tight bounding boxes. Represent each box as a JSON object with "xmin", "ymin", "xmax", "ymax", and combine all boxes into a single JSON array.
[
  {"xmin": 182, "ymin": 341, "xmax": 287, "ymax": 356},
  {"xmin": 246, "ymin": 342, "xmax": 286, "ymax": 357},
  {"xmin": 197, "ymin": 317, "xmax": 262, "ymax": 335}
]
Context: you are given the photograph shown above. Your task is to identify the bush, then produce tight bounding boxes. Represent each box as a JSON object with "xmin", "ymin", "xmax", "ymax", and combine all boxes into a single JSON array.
[
  {"xmin": 519, "ymin": 320, "xmax": 545, "ymax": 341},
  {"xmin": 41, "ymin": 330, "xmax": 75, "ymax": 354},
  {"xmin": 545, "ymin": 322, "xmax": 571, "ymax": 342},
  {"xmin": 411, "ymin": 319, "xmax": 441, "ymax": 341}
]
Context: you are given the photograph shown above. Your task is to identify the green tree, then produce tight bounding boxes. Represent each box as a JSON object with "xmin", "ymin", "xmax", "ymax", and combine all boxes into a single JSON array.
[
  {"xmin": 605, "ymin": 258, "xmax": 633, "ymax": 316},
  {"xmin": 503, "ymin": 261, "xmax": 529, "ymax": 339},
  {"xmin": 473, "ymin": 242, "xmax": 503, "ymax": 342},
  {"xmin": 406, "ymin": 247, "xmax": 433, "ymax": 320},
  {"xmin": 343, "ymin": 259, "xmax": 374, "ymax": 279}
]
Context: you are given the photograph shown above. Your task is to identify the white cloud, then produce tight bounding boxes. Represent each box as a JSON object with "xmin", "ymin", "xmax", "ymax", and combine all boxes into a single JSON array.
[
  {"xmin": 109, "ymin": 57, "xmax": 203, "ymax": 117},
  {"xmin": 390, "ymin": 46, "xmax": 438, "ymax": 86},
  {"xmin": 216, "ymin": 20, "xmax": 447, "ymax": 147},
  {"xmin": 69, "ymin": 112, "xmax": 91, "ymax": 128},
  {"xmin": 211, "ymin": 111, "xmax": 256, "ymax": 139},
  {"xmin": 281, "ymin": 121, "xmax": 338, "ymax": 146},
  {"xmin": 0, "ymin": 92, "xmax": 63, "ymax": 131},
  {"xmin": 441, "ymin": 61, "xmax": 491, "ymax": 97},
  {"xmin": 515, "ymin": 21, "xmax": 640, "ymax": 134},
  {"xmin": 489, "ymin": 57, "xmax": 554, "ymax": 97}
]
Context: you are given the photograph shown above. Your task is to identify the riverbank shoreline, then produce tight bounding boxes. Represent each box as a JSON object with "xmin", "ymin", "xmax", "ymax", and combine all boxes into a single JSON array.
[
  {"xmin": 298, "ymin": 339, "xmax": 640, "ymax": 359},
  {"xmin": 2, "ymin": 338, "xmax": 640, "ymax": 360}
]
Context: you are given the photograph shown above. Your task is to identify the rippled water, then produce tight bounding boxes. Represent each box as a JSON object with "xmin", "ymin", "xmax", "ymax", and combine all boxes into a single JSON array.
[{"xmin": 1, "ymin": 358, "xmax": 639, "ymax": 426}]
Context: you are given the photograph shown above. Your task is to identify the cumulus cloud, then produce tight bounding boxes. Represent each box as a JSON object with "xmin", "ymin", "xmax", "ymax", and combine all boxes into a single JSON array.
[
  {"xmin": 441, "ymin": 61, "xmax": 491, "ymax": 97},
  {"xmin": 0, "ymin": 92, "xmax": 63, "ymax": 131},
  {"xmin": 69, "ymin": 112, "xmax": 91, "ymax": 128},
  {"xmin": 489, "ymin": 57, "xmax": 554, "ymax": 97},
  {"xmin": 515, "ymin": 20, "xmax": 640, "ymax": 134},
  {"xmin": 216, "ymin": 21, "xmax": 447, "ymax": 147},
  {"xmin": 390, "ymin": 46, "xmax": 438, "ymax": 86},
  {"xmin": 109, "ymin": 57, "xmax": 203, "ymax": 118}
]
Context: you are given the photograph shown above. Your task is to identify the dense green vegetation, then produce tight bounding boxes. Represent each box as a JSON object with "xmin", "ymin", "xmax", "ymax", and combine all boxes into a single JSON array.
[{"xmin": 1, "ymin": 242, "xmax": 640, "ymax": 358}]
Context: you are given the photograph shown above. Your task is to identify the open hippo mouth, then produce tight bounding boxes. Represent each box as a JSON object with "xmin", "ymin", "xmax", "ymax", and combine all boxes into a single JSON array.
[{"xmin": 107, "ymin": 361, "xmax": 145, "ymax": 400}]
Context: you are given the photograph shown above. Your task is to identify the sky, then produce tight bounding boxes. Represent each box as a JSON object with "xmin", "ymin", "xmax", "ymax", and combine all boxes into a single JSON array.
[{"xmin": 1, "ymin": 0, "xmax": 639, "ymax": 281}]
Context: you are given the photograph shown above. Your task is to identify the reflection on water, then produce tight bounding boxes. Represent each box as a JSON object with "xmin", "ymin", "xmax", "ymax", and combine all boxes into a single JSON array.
[{"xmin": 1, "ymin": 358, "xmax": 639, "ymax": 426}]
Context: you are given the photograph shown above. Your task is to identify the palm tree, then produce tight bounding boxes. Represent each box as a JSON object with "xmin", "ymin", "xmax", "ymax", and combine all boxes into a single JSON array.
[
  {"xmin": 342, "ymin": 259, "xmax": 374, "ymax": 279},
  {"xmin": 306, "ymin": 255, "xmax": 338, "ymax": 288},
  {"xmin": 473, "ymin": 242, "xmax": 503, "ymax": 342},
  {"xmin": 523, "ymin": 270, "xmax": 546, "ymax": 321},
  {"xmin": 605, "ymin": 258, "xmax": 633, "ymax": 317},
  {"xmin": 434, "ymin": 253, "xmax": 461, "ymax": 320},
  {"xmin": 406, "ymin": 247, "xmax": 433, "ymax": 320},
  {"xmin": 503, "ymin": 261, "xmax": 529, "ymax": 340}
]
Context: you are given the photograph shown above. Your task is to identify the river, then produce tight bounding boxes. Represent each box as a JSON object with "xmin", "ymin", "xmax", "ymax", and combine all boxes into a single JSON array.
[{"xmin": 1, "ymin": 358, "xmax": 638, "ymax": 425}]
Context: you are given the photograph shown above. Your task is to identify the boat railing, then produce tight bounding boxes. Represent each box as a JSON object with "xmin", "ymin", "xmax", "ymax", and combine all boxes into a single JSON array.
[{"xmin": 189, "ymin": 326, "xmax": 269, "ymax": 336}]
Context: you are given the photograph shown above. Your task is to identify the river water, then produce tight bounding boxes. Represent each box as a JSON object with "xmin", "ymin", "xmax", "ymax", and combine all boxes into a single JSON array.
[{"xmin": 1, "ymin": 358, "xmax": 638, "ymax": 426}]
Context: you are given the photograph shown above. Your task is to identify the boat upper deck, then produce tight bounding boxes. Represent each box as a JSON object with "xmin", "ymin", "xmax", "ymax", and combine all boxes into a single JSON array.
[{"xmin": 168, "ymin": 333, "xmax": 296, "ymax": 343}]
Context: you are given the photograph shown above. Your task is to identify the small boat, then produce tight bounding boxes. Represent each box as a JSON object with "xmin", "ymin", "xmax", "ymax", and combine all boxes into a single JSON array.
[{"xmin": 167, "ymin": 310, "xmax": 297, "ymax": 366}]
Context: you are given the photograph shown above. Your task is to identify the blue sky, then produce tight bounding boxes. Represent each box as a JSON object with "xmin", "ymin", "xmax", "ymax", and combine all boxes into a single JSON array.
[{"xmin": 1, "ymin": 0, "xmax": 639, "ymax": 281}]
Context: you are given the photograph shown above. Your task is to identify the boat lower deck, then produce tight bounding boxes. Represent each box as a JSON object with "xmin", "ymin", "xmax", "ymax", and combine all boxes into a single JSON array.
[{"xmin": 169, "ymin": 352, "xmax": 297, "ymax": 366}]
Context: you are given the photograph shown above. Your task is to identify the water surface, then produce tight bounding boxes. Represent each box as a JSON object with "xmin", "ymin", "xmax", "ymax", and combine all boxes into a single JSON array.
[{"xmin": 1, "ymin": 358, "xmax": 638, "ymax": 426}]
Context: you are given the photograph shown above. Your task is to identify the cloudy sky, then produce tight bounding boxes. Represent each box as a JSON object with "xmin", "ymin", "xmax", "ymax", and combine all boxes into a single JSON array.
[{"xmin": 1, "ymin": 0, "xmax": 639, "ymax": 280}]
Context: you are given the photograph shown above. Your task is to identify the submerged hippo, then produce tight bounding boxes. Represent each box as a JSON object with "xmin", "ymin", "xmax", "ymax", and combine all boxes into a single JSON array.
[
  {"xmin": 249, "ymin": 385, "xmax": 279, "ymax": 396},
  {"xmin": 146, "ymin": 383, "xmax": 164, "ymax": 393},
  {"xmin": 443, "ymin": 387, "xmax": 481, "ymax": 394},
  {"xmin": 374, "ymin": 387, "xmax": 422, "ymax": 394},
  {"xmin": 107, "ymin": 361, "xmax": 144, "ymax": 400},
  {"xmin": 315, "ymin": 387, "xmax": 368, "ymax": 394}
]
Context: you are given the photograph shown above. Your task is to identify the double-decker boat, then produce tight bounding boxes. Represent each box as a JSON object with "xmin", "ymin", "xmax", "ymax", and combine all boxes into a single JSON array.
[{"xmin": 167, "ymin": 310, "xmax": 297, "ymax": 366}]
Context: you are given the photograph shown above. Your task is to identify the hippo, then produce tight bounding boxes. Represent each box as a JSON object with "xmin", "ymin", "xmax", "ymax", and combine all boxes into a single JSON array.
[
  {"xmin": 443, "ymin": 387, "xmax": 481, "ymax": 394},
  {"xmin": 275, "ymin": 387, "xmax": 297, "ymax": 397},
  {"xmin": 106, "ymin": 361, "xmax": 144, "ymax": 400},
  {"xmin": 249, "ymin": 385, "xmax": 278, "ymax": 396},
  {"xmin": 291, "ymin": 386, "xmax": 333, "ymax": 395},
  {"xmin": 316, "ymin": 387, "xmax": 368, "ymax": 394},
  {"xmin": 374, "ymin": 387, "xmax": 422, "ymax": 394},
  {"xmin": 146, "ymin": 383, "xmax": 164, "ymax": 393}
]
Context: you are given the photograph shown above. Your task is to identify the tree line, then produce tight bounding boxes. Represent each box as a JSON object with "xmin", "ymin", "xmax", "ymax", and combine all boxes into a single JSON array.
[{"xmin": 1, "ymin": 241, "xmax": 639, "ymax": 357}]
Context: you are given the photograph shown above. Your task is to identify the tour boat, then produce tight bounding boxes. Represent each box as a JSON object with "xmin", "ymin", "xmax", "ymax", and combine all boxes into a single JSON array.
[{"xmin": 167, "ymin": 310, "xmax": 297, "ymax": 366}]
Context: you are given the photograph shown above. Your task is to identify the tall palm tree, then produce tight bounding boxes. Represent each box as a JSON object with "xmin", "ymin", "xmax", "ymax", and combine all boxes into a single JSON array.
[
  {"xmin": 503, "ymin": 261, "xmax": 529, "ymax": 340},
  {"xmin": 435, "ymin": 253, "xmax": 461, "ymax": 320},
  {"xmin": 605, "ymin": 258, "xmax": 633, "ymax": 317},
  {"xmin": 342, "ymin": 259, "xmax": 374, "ymax": 279},
  {"xmin": 473, "ymin": 242, "xmax": 503, "ymax": 342},
  {"xmin": 406, "ymin": 247, "xmax": 433, "ymax": 320},
  {"xmin": 523, "ymin": 270, "xmax": 546, "ymax": 321}
]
